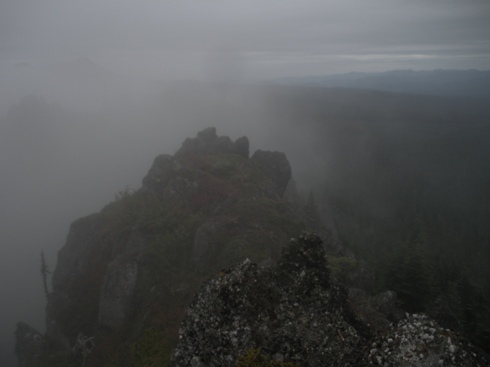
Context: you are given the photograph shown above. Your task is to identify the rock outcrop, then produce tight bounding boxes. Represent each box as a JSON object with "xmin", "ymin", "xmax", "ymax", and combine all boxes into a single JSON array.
[
  {"xmin": 15, "ymin": 128, "xmax": 305, "ymax": 367},
  {"xmin": 172, "ymin": 233, "xmax": 366, "ymax": 367},
  {"xmin": 98, "ymin": 255, "xmax": 138, "ymax": 329},
  {"xmin": 175, "ymin": 127, "xmax": 250, "ymax": 160},
  {"xmin": 141, "ymin": 154, "xmax": 182, "ymax": 196},
  {"xmin": 172, "ymin": 233, "xmax": 490, "ymax": 367}
]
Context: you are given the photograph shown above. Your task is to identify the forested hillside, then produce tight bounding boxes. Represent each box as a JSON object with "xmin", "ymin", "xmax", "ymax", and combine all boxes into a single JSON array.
[
  {"xmin": 280, "ymin": 69, "xmax": 490, "ymax": 101},
  {"xmin": 261, "ymin": 86, "xmax": 490, "ymax": 350}
]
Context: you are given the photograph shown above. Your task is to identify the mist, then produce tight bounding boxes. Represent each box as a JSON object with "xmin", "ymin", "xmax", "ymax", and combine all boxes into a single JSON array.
[
  {"xmin": 1, "ymin": 1, "xmax": 490, "ymax": 365},
  {"xmin": 0, "ymin": 62, "xmax": 297, "ymax": 367}
]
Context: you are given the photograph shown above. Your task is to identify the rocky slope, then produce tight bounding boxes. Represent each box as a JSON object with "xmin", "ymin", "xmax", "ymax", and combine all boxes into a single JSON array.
[{"xmin": 15, "ymin": 128, "xmax": 308, "ymax": 367}]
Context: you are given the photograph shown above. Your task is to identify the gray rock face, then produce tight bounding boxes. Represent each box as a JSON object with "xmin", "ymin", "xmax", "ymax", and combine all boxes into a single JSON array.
[
  {"xmin": 141, "ymin": 130, "xmax": 253, "ymax": 204},
  {"xmin": 142, "ymin": 154, "xmax": 181, "ymax": 194},
  {"xmin": 52, "ymin": 213, "xmax": 102, "ymax": 290},
  {"xmin": 98, "ymin": 255, "xmax": 138, "ymax": 329},
  {"xmin": 172, "ymin": 233, "xmax": 490, "ymax": 367},
  {"xmin": 142, "ymin": 129, "xmax": 290, "ymax": 204},
  {"xmin": 250, "ymin": 150, "xmax": 291, "ymax": 197},
  {"xmin": 46, "ymin": 213, "xmax": 111, "ymax": 344}
]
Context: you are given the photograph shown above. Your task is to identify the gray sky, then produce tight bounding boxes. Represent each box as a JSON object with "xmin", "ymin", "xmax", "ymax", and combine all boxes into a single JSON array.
[{"xmin": 1, "ymin": 0, "xmax": 489, "ymax": 80}]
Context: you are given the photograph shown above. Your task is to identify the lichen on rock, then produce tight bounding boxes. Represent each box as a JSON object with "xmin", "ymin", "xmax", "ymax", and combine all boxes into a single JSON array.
[
  {"xmin": 171, "ymin": 233, "xmax": 366, "ymax": 367},
  {"xmin": 171, "ymin": 233, "xmax": 490, "ymax": 367},
  {"xmin": 368, "ymin": 313, "xmax": 489, "ymax": 367}
]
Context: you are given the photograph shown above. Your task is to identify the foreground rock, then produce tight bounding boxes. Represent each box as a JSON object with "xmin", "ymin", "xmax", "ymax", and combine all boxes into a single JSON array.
[{"xmin": 171, "ymin": 233, "xmax": 489, "ymax": 367}]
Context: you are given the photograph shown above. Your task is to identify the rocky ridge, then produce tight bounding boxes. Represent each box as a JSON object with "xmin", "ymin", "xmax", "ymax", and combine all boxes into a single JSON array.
[
  {"xmin": 14, "ymin": 127, "xmax": 489, "ymax": 367},
  {"xmin": 15, "ymin": 128, "xmax": 307, "ymax": 367}
]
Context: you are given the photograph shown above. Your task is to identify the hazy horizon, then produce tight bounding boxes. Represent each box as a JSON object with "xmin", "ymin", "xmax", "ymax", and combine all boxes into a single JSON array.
[{"xmin": 2, "ymin": 0, "xmax": 489, "ymax": 81}]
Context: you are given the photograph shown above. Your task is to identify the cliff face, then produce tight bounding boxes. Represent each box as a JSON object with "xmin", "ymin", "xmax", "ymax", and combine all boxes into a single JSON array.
[{"xmin": 16, "ymin": 127, "xmax": 306, "ymax": 367}]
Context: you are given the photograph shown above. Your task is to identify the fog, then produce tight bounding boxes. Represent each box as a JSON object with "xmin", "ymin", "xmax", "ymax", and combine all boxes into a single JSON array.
[
  {"xmin": 2, "ymin": 0, "xmax": 490, "ymax": 78},
  {"xmin": 0, "ymin": 61, "xmax": 307, "ymax": 367},
  {"xmin": 1, "ymin": 1, "xmax": 490, "ymax": 365}
]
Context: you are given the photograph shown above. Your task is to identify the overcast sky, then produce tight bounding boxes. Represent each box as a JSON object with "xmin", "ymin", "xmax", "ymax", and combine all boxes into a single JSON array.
[
  {"xmin": 1, "ymin": 0, "xmax": 490, "ymax": 80},
  {"xmin": 0, "ymin": 1, "xmax": 489, "ymax": 366}
]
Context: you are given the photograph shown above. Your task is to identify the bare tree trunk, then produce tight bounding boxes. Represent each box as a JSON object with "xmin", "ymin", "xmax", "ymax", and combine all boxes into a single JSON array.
[{"xmin": 40, "ymin": 251, "xmax": 50, "ymax": 299}]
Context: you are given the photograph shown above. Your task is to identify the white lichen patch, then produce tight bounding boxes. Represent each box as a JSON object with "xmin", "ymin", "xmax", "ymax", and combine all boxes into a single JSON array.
[{"xmin": 367, "ymin": 313, "xmax": 486, "ymax": 367}]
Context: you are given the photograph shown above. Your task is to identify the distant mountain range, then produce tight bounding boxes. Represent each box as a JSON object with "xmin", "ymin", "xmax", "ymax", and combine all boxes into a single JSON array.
[{"xmin": 277, "ymin": 69, "xmax": 490, "ymax": 100}]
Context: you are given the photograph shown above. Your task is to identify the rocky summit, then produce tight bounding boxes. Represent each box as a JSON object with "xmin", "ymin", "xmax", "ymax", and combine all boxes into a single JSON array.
[{"xmin": 14, "ymin": 128, "xmax": 490, "ymax": 367}]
